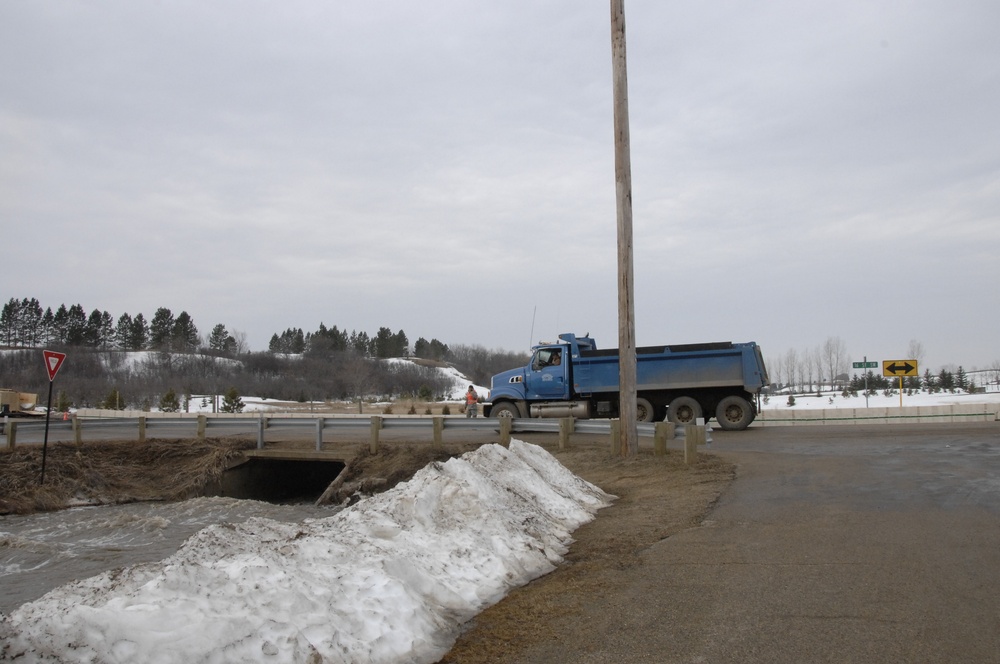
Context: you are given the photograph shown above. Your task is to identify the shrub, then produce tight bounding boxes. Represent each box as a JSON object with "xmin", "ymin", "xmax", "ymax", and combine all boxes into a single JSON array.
[
  {"xmin": 220, "ymin": 387, "xmax": 244, "ymax": 413},
  {"xmin": 786, "ymin": 394, "xmax": 796, "ymax": 407},
  {"xmin": 159, "ymin": 388, "xmax": 180, "ymax": 413},
  {"xmin": 441, "ymin": 404, "xmax": 451, "ymax": 415}
]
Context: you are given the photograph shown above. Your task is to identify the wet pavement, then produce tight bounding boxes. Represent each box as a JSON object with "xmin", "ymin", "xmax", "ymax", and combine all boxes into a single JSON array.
[{"xmin": 514, "ymin": 423, "xmax": 1000, "ymax": 663}]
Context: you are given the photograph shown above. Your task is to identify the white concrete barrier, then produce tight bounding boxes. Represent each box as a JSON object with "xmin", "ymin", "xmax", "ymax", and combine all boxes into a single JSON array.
[{"xmin": 757, "ymin": 403, "xmax": 999, "ymax": 426}]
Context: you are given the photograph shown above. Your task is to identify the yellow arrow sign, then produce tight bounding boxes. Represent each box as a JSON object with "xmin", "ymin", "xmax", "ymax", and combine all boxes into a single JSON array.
[{"xmin": 882, "ymin": 359, "xmax": 918, "ymax": 377}]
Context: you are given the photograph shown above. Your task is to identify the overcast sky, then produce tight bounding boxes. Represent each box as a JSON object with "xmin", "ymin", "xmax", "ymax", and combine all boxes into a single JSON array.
[{"xmin": 3, "ymin": 1, "xmax": 998, "ymax": 372}]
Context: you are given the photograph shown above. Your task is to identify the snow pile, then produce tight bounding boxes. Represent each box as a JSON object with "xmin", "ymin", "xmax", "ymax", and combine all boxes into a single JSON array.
[{"xmin": 0, "ymin": 440, "xmax": 613, "ymax": 663}]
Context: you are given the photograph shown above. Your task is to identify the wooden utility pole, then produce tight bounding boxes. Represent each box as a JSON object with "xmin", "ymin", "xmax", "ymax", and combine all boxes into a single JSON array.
[{"xmin": 611, "ymin": 0, "xmax": 638, "ymax": 457}]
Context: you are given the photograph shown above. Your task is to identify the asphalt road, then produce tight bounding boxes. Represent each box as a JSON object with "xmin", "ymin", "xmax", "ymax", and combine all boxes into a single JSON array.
[{"xmin": 521, "ymin": 423, "xmax": 1000, "ymax": 663}]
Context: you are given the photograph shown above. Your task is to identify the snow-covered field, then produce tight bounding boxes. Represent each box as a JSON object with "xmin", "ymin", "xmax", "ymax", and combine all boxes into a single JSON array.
[
  {"xmin": 760, "ymin": 389, "xmax": 1000, "ymax": 412},
  {"xmin": 0, "ymin": 441, "xmax": 613, "ymax": 663}
]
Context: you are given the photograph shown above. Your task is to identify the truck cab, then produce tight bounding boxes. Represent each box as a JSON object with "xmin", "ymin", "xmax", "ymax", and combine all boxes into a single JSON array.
[{"xmin": 525, "ymin": 346, "xmax": 569, "ymax": 399}]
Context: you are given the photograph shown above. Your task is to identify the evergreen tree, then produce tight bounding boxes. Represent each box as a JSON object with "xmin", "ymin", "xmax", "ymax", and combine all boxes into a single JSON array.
[
  {"xmin": 172, "ymin": 311, "xmax": 199, "ymax": 351},
  {"xmin": 938, "ymin": 369, "xmax": 956, "ymax": 392},
  {"xmin": 115, "ymin": 313, "xmax": 134, "ymax": 350},
  {"xmin": 17, "ymin": 298, "xmax": 43, "ymax": 347},
  {"xmin": 149, "ymin": 307, "xmax": 174, "ymax": 349},
  {"xmin": 100, "ymin": 387, "xmax": 126, "ymax": 410},
  {"xmin": 56, "ymin": 390, "xmax": 72, "ymax": 412},
  {"xmin": 83, "ymin": 309, "xmax": 113, "ymax": 348},
  {"xmin": 350, "ymin": 330, "xmax": 371, "ymax": 356},
  {"xmin": 208, "ymin": 324, "xmax": 235, "ymax": 354},
  {"xmin": 923, "ymin": 368, "xmax": 936, "ymax": 393},
  {"xmin": 373, "ymin": 327, "xmax": 395, "ymax": 358},
  {"xmin": 52, "ymin": 304, "xmax": 69, "ymax": 345},
  {"xmin": 306, "ymin": 323, "xmax": 347, "ymax": 355},
  {"xmin": 269, "ymin": 328, "xmax": 306, "ymax": 353},
  {"xmin": 40, "ymin": 307, "xmax": 55, "ymax": 345},
  {"xmin": 220, "ymin": 386, "xmax": 244, "ymax": 413},
  {"xmin": 0, "ymin": 298, "xmax": 18, "ymax": 346},
  {"xmin": 159, "ymin": 388, "xmax": 180, "ymax": 412},
  {"xmin": 956, "ymin": 366, "xmax": 968, "ymax": 391},
  {"xmin": 130, "ymin": 313, "xmax": 149, "ymax": 350},
  {"xmin": 392, "ymin": 329, "xmax": 409, "ymax": 357},
  {"xmin": 64, "ymin": 304, "xmax": 88, "ymax": 345}
]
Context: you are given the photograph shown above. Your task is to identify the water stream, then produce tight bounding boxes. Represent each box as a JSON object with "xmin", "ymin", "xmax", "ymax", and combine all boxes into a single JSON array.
[{"xmin": 0, "ymin": 498, "xmax": 340, "ymax": 614}]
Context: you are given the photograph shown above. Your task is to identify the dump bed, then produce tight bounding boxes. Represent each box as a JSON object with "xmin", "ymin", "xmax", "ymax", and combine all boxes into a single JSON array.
[{"xmin": 571, "ymin": 341, "xmax": 767, "ymax": 395}]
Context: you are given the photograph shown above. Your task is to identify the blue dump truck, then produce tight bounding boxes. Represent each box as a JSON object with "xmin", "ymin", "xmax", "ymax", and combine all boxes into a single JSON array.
[{"xmin": 485, "ymin": 332, "xmax": 769, "ymax": 431}]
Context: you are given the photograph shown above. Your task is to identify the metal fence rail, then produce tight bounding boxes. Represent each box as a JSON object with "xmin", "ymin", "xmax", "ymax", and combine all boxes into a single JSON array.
[{"xmin": 4, "ymin": 414, "xmax": 685, "ymax": 448}]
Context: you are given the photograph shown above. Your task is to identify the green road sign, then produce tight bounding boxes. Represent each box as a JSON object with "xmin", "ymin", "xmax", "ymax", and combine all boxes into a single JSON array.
[{"xmin": 852, "ymin": 361, "xmax": 878, "ymax": 369}]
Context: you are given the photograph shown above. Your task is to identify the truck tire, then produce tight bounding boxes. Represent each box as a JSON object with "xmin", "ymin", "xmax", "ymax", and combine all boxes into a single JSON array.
[
  {"xmin": 668, "ymin": 396, "xmax": 702, "ymax": 425},
  {"xmin": 636, "ymin": 397, "xmax": 655, "ymax": 422},
  {"xmin": 715, "ymin": 395, "xmax": 753, "ymax": 430},
  {"xmin": 491, "ymin": 402, "xmax": 521, "ymax": 419}
]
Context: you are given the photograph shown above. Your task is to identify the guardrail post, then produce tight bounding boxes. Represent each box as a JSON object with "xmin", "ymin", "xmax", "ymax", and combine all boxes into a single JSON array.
[
  {"xmin": 610, "ymin": 419, "xmax": 621, "ymax": 455},
  {"xmin": 499, "ymin": 417, "xmax": 512, "ymax": 448},
  {"xmin": 257, "ymin": 417, "xmax": 265, "ymax": 450},
  {"xmin": 197, "ymin": 415, "xmax": 206, "ymax": 441},
  {"xmin": 559, "ymin": 417, "xmax": 574, "ymax": 450},
  {"xmin": 73, "ymin": 415, "xmax": 82, "ymax": 444},
  {"xmin": 432, "ymin": 417, "xmax": 444, "ymax": 449},
  {"xmin": 654, "ymin": 421, "xmax": 669, "ymax": 456},
  {"xmin": 684, "ymin": 424, "xmax": 698, "ymax": 464},
  {"xmin": 138, "ymin": 416, "xmax": 146, "ymax": 443},
  {"xmin": 6, "ymin": 421, "xmax": 15, "ymax": 451},
  {"xmin": 315, "ymin": 417, "xmax": 324, "ymax": 451},
  {"xmin": 369, "ymin": 416, "xmax": 382, "ymax": 453}
]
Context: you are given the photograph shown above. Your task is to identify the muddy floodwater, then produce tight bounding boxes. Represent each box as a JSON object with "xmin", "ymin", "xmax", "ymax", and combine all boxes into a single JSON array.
[{"xmin": 0, "ymin": 498, "xmax": 340, "ymax": 614}]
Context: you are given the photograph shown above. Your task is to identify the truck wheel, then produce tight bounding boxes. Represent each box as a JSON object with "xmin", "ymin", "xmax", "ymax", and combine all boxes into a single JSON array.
[
  {"xmin": 668, "ymin": 396, "xmax": 702, "ymax": 425},
  {"xmin": 491, "ymin": 402, "xmax": 521, "ymax": 419},
  {"xmin": 715, "ymin": 396, "xmax": 753, "ymax": 430},
  {"xmin": 636, "ymin": 397, "xmax": 655, "ymax": 422}
]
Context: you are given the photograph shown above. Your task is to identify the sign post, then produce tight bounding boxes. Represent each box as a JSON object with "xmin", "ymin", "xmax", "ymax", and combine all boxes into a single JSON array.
[
  {"xmin": 852, "ymin": 357, "xmax": 878, "ymax": 407},
  {"xmin": 883, "ymin": 359, "xmax": 918, "ymax": 408},
  {"xmin": 40, "ymin": 350, "xmax": 67, "ymax": 485}
]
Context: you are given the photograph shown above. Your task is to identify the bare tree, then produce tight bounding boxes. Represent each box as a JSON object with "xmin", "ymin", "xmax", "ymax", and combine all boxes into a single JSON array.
[
  {"xmin": 907, "ymin": 339, "xmax": 925, "ymax": 365},
  {"xmin": 784, "ymin": 348, "xmax": 799, "ymax": 393},
  {"xmin": 822, "ymin": 336, "xmax": 847, "ymax": 390},
  {"xmin": 230, "ymin": 329, "xmax": 250, "ymax": 355}
]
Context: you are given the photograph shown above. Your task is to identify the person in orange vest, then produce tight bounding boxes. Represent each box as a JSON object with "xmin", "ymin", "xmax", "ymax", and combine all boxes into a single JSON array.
[{"xmin": 465, "ymin": 385, "xmax": 479, "ymax": 418}]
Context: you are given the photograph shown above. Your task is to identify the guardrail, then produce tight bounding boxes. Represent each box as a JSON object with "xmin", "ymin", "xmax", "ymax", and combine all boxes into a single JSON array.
[{"xmin": 4, "ymin": 415, "xmax": 706, "ymax": 463}]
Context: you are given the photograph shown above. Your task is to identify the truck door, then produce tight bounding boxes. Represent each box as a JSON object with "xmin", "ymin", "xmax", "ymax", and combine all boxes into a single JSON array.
[{"xmin": 525, "ymin": 347, "xmax": 570, "ymax": 399}]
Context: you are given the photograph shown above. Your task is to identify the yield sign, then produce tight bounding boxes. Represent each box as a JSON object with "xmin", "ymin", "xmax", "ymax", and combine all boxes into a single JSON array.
[{"xmin": 42, "ymin": 350, "xmax": 67, "ymax": 382}]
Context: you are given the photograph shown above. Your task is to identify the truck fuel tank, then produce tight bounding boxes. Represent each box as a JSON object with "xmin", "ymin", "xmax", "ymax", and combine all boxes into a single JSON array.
[{"xmin": 528, "ymin": 401, "xmax": 591, "ymax": 419}]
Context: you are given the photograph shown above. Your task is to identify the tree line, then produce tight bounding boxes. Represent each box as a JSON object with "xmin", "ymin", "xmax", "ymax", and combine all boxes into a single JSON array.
[
  {"xmin": 268, "ymin": 324, "xmax": 449, "ymax": 361},
  {"xmin": 0, "ymin": 297, "xmax": 528, "ymax": 411},
  {"xmin": 766, "ymin": 336, "xmax": 999, "ymax": 394},
  {"xmin": 0, "ymin": 297, "xmax": 245, "ymax": 355},
  {"xmin": 2, "ymin": 297, "xmax": 452, "ymax": 363}
]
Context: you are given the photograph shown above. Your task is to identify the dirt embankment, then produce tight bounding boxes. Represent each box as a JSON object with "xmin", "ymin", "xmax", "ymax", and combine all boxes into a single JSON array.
[
  {"xmin": 0, "ymin": 438, "xmax": 255, "ymax": 515},
  {"xmin": 439, "ymin": 436, "xmax": 735, "ymax": 663}
]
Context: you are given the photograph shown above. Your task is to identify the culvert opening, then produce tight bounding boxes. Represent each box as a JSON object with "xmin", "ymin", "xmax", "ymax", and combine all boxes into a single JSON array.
[{"xmin": 213, "ymin": 458, "xmax": 347, "ymax": 503}]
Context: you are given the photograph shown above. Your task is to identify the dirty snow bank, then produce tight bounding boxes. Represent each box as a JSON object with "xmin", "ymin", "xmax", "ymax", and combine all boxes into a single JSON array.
[{"xmin": 0, "ymin": 440, "xmax": 613, "ymax": 663}]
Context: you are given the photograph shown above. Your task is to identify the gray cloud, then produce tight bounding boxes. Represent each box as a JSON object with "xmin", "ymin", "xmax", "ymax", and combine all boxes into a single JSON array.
[{"xmin": 2, "ymin": 1, "xmax": 998, "ymax": 371}]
